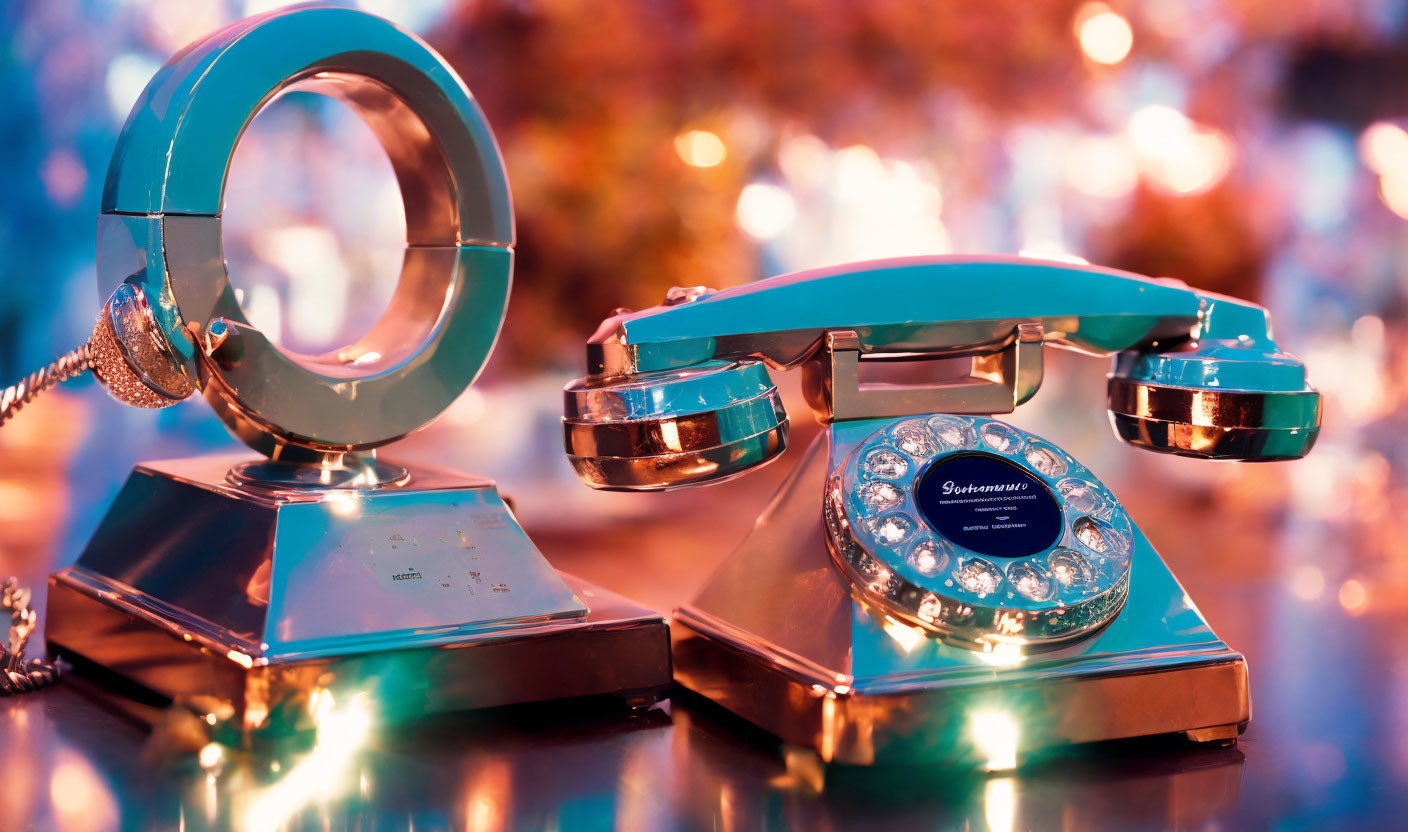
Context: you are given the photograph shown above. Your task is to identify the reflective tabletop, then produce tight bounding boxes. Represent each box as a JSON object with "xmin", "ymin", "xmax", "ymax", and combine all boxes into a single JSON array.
[{"xmin": 2, "ymin": 373, "xmax": 1405, "ymax": 832}]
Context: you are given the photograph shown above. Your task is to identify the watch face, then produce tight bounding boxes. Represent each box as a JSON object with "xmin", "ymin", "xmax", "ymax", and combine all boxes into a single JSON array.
[
  {"xmin": 826, "ymin": 415, "xmax": 1134, "ymax": 648},
  {"xmin": 914, "ymin": 453, "xmax": 1063, "ymax": 559}
]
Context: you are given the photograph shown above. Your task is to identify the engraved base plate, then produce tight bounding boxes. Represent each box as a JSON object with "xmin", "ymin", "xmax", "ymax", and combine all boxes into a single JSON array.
[
  {"xmin": 46, "ymin": 456, "xmax": 671, "ymax": 732},
  {"xmin": 671, "ymin": 433, "xmax": 1249, "ymax": 766}
]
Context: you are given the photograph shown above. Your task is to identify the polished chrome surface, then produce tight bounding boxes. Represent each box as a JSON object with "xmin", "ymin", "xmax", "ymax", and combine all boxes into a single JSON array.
[
  {"xmin": 1104, "ymin": 299, "xmax": 1322, "ymax": 459},
  {"xmin": 0, "ymin": 343, "xmax": 92, "ymax": 427},
  {"xmin": 0, "ymin": 576, "xmax": 60, "ymax": 696},
  {"xmin": 97, "ymin": 6, "xmax": 515, "ymax": 456},
  {"xmin": 1107, "ymin": 378, "xmax": 1322, "ymax": 460},
  {"xmin": 49, "ymin": 566, "xmax": 668, "ymax": 733},
  {"xmin": 571, "ymin": 258, "xmax": 1318, "ymax": 475},
  {"xmin": 99, "ymin": 283, "xmax": 194, "ymax": 403},
  {"xmin": 1108, "ymin": 412, "xmax": 1321, "ymax": 460},
  {"xmin": 87, "ymin": 287, "xmax": 186, "ymax": 410},
  {"xmin": 802, "ymin": 323, "xmax": 1046, "ymax": 422},
  {"xmin": 563, "ymin": 361, "xmax": 790, "ymax": 490},
  {"xmin": 226, "ymin": 457, "xmax": 412, "ymax": 492},
  {"xmin": 42, "ymin": 457, "xmax": 677, "ymax": 733},
  {"xmin": 2, "ymin": 405, "xmax": 1391, "ymax": 828},
  {"xmin": 674, "ymin": 430, "xmax": 1248, "ymax": 765},
  {"xmin": 582, "ymin": 256, "xmax": 1225, "ymax": 378},
  {"xmin": 826, "ymin": 416, "xmax": 1131, "ymax": 648}
]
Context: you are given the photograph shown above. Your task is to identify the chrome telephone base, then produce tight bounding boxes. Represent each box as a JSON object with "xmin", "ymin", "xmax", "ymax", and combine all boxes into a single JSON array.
[
  {"xmin": 46, "ymin": 456, "xmax": 671, "ymax": 734},
  {"xmin": 671, "ymin": 434, "xmax": 1248, "ymax": 766}
]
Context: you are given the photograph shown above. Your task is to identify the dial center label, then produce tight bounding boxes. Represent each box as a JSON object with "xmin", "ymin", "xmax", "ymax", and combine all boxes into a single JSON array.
[{"xmin": 914, "ymin": 452, "xmax": 1062, "ymax": 558}]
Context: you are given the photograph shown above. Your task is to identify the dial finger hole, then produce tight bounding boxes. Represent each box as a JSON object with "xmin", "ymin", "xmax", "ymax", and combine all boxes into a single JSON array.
[
  {"xmin": 979, "ymin": 421, "xmax": 1024, "ymax": 453},
  {"xmin": 1008, "ymin": 560, "xmax": 1056, "ymax": 602},
  {"xmin": 1057, "ymin": 478, "xmax": 1110, "ymax": 517},
  {"xmin": 859, "ymin": 480, "xmax": 903, "ymax": 512},
  {"xmin": 907, "ymin": 537, "xmax": 952, "ymax": 576},
  {"xmin": 892, "ymin": 420, "xmax": 940, "ymax": 459},
  {"xmin": 927, "ymin": 415, "xmax": 977, "ymax": 450},
  {"xmin": 1048, "ymin": 547, "xmax": 1094, "ymax": 588},
  {"xmin": 870, "ymin": 512, "xmax": 916, "ymax": 546},
  {"xmin": 1024, "ymin": 441, "xmax": 1069, "ymax": 478},
  {"xmin": 1072, "ymin": 515, "xmax": 1130, "ymax": 556},
  {"xmin": 863, "ymin": 447, "xmax": 909, "ymax": 480},
  {"xmin": 956, "ymin": 557, "xmax": 1005, "ymax": 598}
]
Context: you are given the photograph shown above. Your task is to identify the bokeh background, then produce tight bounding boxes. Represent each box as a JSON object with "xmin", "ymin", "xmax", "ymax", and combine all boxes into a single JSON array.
[{"xmin": 4, "ymin": 0, "xmax": 1408, "ymax": 828}]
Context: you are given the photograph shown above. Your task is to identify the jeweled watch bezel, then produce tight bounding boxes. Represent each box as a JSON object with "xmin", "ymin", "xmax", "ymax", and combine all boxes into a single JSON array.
[{"xmin": 823, "ymin": 414, "xmax": 1133, "ymax": 649}]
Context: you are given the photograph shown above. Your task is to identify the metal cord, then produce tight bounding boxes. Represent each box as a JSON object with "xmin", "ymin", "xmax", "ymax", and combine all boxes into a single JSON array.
[
  {"xmin": 0, "ymin": 344, "xmax": 92, "ymax": 428},
  {"xmin": 0, "ymin": 352, "xmax": 88, "ymax": 693},
  {"xmin": 0, "ymin": 577, "xmax": 60, "ymax": 696}
]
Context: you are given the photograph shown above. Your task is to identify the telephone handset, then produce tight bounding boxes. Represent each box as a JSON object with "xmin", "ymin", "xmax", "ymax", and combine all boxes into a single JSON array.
[
  {"xmin": 564, "ymin": 254, "xmax": 1318, "ymax": 490},
  {"xmin": 563, "ymin": 255, "xmax": 1319, "ymax": 765}
]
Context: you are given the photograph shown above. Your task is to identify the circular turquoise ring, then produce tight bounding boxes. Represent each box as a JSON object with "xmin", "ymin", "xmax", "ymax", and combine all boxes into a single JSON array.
[{"xmin": 97, "ymin": 6, "xmax": 514, "ymax": 457}]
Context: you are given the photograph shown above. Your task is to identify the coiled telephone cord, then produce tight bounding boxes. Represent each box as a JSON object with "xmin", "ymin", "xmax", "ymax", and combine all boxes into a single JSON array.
[
  {"xmin": 0, "ymin": 345, "xmax": 92, "ymax": 428},
  {"xmin": 0, "ymin": 347, "xmax": 84, "ymax": 694}
]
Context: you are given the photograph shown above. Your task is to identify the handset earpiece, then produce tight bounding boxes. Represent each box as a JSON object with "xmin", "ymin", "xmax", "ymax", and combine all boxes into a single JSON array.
[
  {"xmin": 1, "ymin": 281, "xmax": 192, "ymax": 428},
  {"xmin": 562, "ymin": 359, "xmax": 789, "ymax": 490},
  {"xmin": 87, "ymin": 282, "xmax": 194, "ymax": 408},
  {"xmin": 1105, "ymin": 296, "xmax": 1321, "ymax": 461}
]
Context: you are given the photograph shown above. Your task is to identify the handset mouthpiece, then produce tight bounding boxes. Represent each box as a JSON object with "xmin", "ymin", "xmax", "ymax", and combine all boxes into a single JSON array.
[
  {"xmin": 562, "ymin": 360, "xmax": 789, "ymax": 491},
  {"xmin": 1106, "ymin": 338, "xmax": 1321, "ymax": 461}
]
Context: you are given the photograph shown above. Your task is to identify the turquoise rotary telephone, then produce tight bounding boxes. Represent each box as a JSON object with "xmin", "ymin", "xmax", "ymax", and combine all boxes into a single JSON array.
[{"xmin": 563, "ymin": 255, "xmax": 1320, "ymax": 766}]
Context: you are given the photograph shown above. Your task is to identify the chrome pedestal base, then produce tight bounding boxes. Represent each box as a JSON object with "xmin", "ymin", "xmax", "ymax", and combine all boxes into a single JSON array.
[
  {"xmin": 671, "ymin": 434, "xmax": 1248, "ymax": 766},
  {"xmin": 47, "ymin": 456, "xmax": 671, "ymax": 733}
]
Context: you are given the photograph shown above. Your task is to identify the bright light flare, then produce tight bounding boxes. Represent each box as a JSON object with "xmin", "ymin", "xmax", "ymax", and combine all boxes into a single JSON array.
[
  {"xmin": 1360, "ymin": 121, "xmax": 1408, "ymax": 177},
  {"xmin": 970, "ymin": 709, "xmax": 1020, "ymax": 771},
  {"xmin": 1076, "ymin": 3, "xmax": 1134, "ymax": 65},
  {"xmin": 326, "ymin": 490, "xmax": 362, "ymax": 517},
  {"xmin": 1159, "ymin": 130, "xmax": 1232, "ymax": 194},
  {"xmin": 1128, "ymin": 105, "xmax": 1192, "ymax": 159},
  {"xmin": 1017, "ymin": 248, "xmax": 1090, "ymax": 266},
  {"xmin": 1064, "ymin": 135, "xmax": 1138, "ymax": 199},
  {"xmin": 736, "ymin": 183, "xmax": 797, "ymax": 240},
  {"xmin": 974, "ymin": 641, "xmax": 1027, "ymax": 667},
  {"xmin": 50, "ymin": 751, "xmax": 119, "ymax": 832},
  {"xmin": 1127, "ymin": 106, "xmax": 1232, "ymax": 194},
  {"xmin": 675, "ymin": 129, "xmax": 727, "ymax": 168},
  {"xmin": 881, "ymin": 617, "xmax": 924, "ymax": 653},
  {"xmin": 984, "ymin": 776, "xmax": 1017, "ymax": 832},
  {"xmin": 1339, "ymin": 578, "xmax": 1369, "ymax": 616},
  {"xmin": 1378, "ymin": 174, "xmax": 1408, "ymax": 220},
  {"xmin": 243, "ymin": 692, "xmax": 374, "ymax": 832}
]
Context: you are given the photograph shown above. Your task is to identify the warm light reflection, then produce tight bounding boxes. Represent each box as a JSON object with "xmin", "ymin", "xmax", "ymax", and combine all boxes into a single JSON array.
[
  {"xmin": 243, "ymin": 692, "xmax": 373, "ymax": 832},
  {"xmin": 1377, "ymin": 173, "xmax": 1408, "ymax": 220},
  {"xmin": 50, "ymin": 751, "xmax": 119, "ymax": 832},
  {"xmin": 1017, "ymin": 248, "xmax": 1090, "ymax": 266},
  {"xmin": 1159, "ymin": 129, "xmax": 1232, "ymax": 193},
  {"xmin": 735, "ymin": 182, "xmax": 797, "ymax": 240},
  {"xmin": 463, "ymin": 759, "xmax": 511, "ymax": 832},
  {"xmin": 1075, "ymin": 3, "xmax": 1133, "ymax": 65},
  {"xmin": 1064, "ymin": 135, "xmax": 1138, "ymax": 198},
  {"xmin": 1339, "ymin": 578, "xmax": 1369, "ymax": 616},
  {"xmin": 984, "ymin": 776, "xmax": 1017, "ymax": 832},
  {"xmin": 881, "ymin": 617, "xmax": 924, "ymax": 653},
  {"xmin": 1128, "ymin": 104, "xmax": 1192, "ymax": 158},
  {"xmin": 974, "ymin": 642, "xmax": 1026, "ymax": 667},
  {"xmin": 1127, "ymin": 105, "xmax": 1232, "ymax": 194},
  {"xmin": 675, "ymin": 129, "xmax": 727, "ymax": 168},
  {"xmin": 1360, "ymin": 121, "xmax": 1408, "ymax": 176},
  {"xmin": 970, "ymin": 709, "xmax": 1019, "ymax": 771},
  {"xmin": 198, "ymin": 742, "xmax": 224, "ymax": 772},
  {"xmin": 768, "ymin": 137, "xmax": 950, "ymax": 264},
  {"xmin": 326, "ymin": 490, "xmax": 362, "ymax": 517}
]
